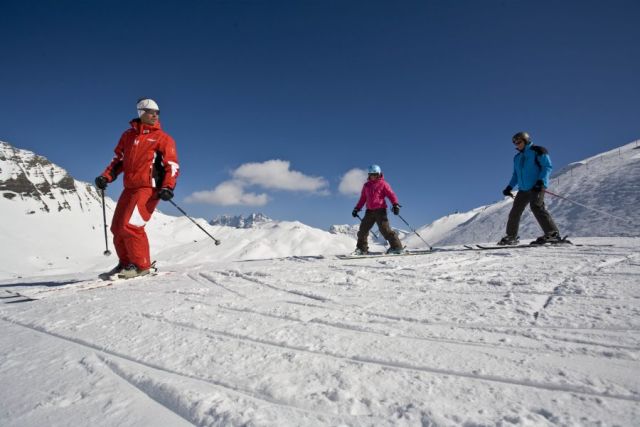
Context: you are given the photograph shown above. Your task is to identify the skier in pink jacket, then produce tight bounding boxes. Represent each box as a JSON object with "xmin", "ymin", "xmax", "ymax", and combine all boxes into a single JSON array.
[{"xmin": 351, "ymin": 164, "xmax": 404, "ymax": 255}]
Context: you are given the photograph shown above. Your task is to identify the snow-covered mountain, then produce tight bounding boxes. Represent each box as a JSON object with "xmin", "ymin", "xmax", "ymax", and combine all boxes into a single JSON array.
[
  {"xmin": 210, "ymin": 213, "xmax": 272, "ymax": 228},
  {"xmin": 403, "ymin": 140, "xmax": 640, "ymax": 247},
  {"xmin": 328, "ymin": 223, "xmax": 392, "ymax": 246},
  {"xmin": 2, "ymin": 139, "xmax": 639, "ymax": 279},
  {"xmin": 0, "ymin": 141, "xmax": 101, "ymax": 214},
  {"xmin": 0, "ymin": 141, "xmax": 121, "ymax": 277},
  {"xmin": 0, "ymin": 141, "xmax": 355, "ymax": 279}
]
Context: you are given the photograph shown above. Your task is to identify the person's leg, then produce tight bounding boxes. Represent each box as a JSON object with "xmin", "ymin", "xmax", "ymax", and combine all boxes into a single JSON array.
[
  {"xmin": 375, "ymin": 209, "xmax": 403, "ymax": 249},
  {"xmin": 506, "ymin": 191, "xmax": 530, "ymax": 237},
  {"xmin": 110, "ymin": 189, "xmax": 134, "ymax": 267},
  {"xmin": 530, "ymin": 191, "xmax": 559, "ymax": 235},
  {"xmin": 118, "ymin": 188, "xmax": 159, "ymax": 270},
  {"xmin": 356, "ymin": 210, "xmax": 376, "ymax": 252}
]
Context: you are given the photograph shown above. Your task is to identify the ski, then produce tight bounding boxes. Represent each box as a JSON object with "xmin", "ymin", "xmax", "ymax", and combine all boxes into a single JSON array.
[
  {"xmin": 336, "ymin": 249, "xmax": 434, "ymax": 260},
  {"xmin": 465, "ymin": 240, "xmax": 608, "ymax": 250},
  {"xmin": 6, "ymin": 271, "xmax": 171, "ymax": 301},
  {"xmin": 473, "ymin": 244, "xmax": 543, "ymax": 250}
]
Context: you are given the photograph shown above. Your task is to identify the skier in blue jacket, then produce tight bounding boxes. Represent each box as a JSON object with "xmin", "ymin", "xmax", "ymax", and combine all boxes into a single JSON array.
[{"xmin": 497, "ymin": 131, "xmax": 561, "ymax": 245}]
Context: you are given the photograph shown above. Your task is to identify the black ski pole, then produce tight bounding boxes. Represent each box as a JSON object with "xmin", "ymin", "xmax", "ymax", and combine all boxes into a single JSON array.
[
  {"xmin": 356, "ymin": 213, "xmax": 381, "ymax": 241},
  {"xmin": 100, "ymin": 189, "xmax": 112, "ymax": 256},
  {"xmin": 168, "ymin": 199, "xmax": 221, "ymax": 245},
  {"xmin": 397, "ymin": 214, "xmax": 433, "ymax": 250}
]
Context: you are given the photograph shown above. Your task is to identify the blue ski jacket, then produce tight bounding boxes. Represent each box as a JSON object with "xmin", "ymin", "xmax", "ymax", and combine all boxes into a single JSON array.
[{"xmin": 508, "ymin": 142, "xmax": 552, "ymax": 191}]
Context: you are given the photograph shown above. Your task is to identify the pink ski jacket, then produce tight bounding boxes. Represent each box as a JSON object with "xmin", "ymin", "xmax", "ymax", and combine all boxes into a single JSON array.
[{"xmin": 355, "ymin": 174, "xmax": 399, "ymax": 211}]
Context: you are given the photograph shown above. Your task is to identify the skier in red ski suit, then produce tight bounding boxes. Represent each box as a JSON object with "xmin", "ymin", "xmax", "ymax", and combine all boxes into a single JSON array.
[{"xmin": 95, "ymin": 98, "xmax": 179, "ymax": 278}]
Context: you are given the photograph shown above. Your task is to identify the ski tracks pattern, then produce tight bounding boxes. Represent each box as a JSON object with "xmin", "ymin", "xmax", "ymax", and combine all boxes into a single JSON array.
[{"xmin": 1, "ymin": 241, "xmax": 639, "ymax": 425}]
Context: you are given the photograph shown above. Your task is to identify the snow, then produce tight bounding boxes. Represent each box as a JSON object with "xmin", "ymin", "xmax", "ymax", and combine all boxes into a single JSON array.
[
  {"xmin": 404, "ymin": 141, "xmax": 640, "ymax": 247},
  {"xmin": 1, "ymin": 140, "xmax": 639, "ymax": 425},
  {"xmin": 1, "ymin": 237, "xmax": 639, "ymax": 426}
]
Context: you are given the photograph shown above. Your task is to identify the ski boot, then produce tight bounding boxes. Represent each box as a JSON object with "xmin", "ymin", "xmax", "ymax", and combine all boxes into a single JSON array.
[
  {"xmin": 118, "ymin": 263, "xmax": 151, "ymax": 279},
  {"xmin": 99, "ymin": 263, "xmax": 124, "ymax": 280},
  {"xmin": 530, "ymin": 231, "xmax": 565, "ymax": 245},
  {"xmin": 386, "ymin": 247, "xmax": 405, "ymax": 255},
  {"xmin": 352, "ymin": 248, "xmax": 370, "ymax": 256},
  {"xmin": 497, "ymin": 235, "xmax": 519, "ymax": 246}
]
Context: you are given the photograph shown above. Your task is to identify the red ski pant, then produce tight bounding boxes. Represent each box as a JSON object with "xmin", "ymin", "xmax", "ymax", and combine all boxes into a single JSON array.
[{"xmin": 110, "ymin": 187, "xmax": 159, "ymax": 270}]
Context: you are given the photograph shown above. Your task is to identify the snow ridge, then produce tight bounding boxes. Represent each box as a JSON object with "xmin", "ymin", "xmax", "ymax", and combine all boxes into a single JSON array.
[{"xmin": 406, "ymin": 140, "xmax": 640, "ymax": 247}]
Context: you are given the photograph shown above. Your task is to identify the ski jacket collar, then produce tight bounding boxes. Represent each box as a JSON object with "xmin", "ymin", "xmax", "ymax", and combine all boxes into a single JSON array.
[{"xmin": 129, "ymin": 118, "xmax": 162, "ymax": 135}]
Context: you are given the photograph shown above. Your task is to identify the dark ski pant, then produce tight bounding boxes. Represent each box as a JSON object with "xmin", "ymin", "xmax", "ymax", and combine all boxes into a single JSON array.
[
  {"xmin": 506, "ymin": 190, "xmax": 559, "ymax": 237},
  {"xmin": 357, "ymin": 208, "xmax": 403, "ymax": 251}
]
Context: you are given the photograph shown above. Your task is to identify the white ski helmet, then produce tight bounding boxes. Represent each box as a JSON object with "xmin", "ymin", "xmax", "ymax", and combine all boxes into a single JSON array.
[
  {"xmin": 137, "ymin": 98, "xmax": 160, "ymax": 117},
  {"xmin": 368, "ymin": 164, "xmax": 382, "ymax": 174}
]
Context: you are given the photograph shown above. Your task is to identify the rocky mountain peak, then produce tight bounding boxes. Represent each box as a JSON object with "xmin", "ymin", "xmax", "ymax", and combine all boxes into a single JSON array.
[{"xmin": 0, "ymin": 141, "xmax": 99, "ymax": 214}]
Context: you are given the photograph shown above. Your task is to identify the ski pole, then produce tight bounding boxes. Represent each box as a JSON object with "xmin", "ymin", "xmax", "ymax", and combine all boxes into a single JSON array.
[
  {"xmin": 100, "ymin": 189, "xmax": 112, "ymax": 256},
  {"xmin": 168, "ymin": 199, "xmax": 222, "ymax": 245},
  {"xmin": 543, "ymin": 189, "xmax": 635, "ymax": 225},
  {"xmin": 397, "ymin": 214, "xmax": 433, "ymax": 250},
  {"xmin": 356, "ymin": 213, "xmax": 381, "ymax": 241}
]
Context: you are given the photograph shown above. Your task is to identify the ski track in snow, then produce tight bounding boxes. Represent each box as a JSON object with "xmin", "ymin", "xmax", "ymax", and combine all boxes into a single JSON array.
[
  {"xmin": 0, "ymin": 316, "xmax": 359, "ymax": 426},
  {"xmin": 1, "ymin": 238, "xmax": 639, "ymax": 425},
  {"xmin": 137, "ymin": 311, "xmax": 640, "ymax": 403}
]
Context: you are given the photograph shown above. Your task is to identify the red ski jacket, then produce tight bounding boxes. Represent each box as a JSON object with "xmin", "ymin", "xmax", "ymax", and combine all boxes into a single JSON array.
[
  {"xmin": 101, "ymin": 119, "xmax": 179, "ymax": 190},
  {"xmin": 355, "ymin": 174, "xmax": 399, "ymax": 211}
]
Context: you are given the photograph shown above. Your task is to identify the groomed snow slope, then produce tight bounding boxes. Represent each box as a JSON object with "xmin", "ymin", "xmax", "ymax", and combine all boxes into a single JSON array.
[{"xmin": 1, "ymin": 237, "xmax": 639, "ymax": 426}]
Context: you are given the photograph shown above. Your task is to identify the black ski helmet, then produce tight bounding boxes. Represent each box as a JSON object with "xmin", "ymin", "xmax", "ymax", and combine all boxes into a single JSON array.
[{"xmin": 512, "ymin": 131, "xmax": 531, "ymax": 144}]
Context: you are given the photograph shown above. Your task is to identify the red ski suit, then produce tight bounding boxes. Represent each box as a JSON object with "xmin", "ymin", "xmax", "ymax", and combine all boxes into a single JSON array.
[{"xmin": 100, "ymin": 119, "xmax": 179, "ymax": 270}]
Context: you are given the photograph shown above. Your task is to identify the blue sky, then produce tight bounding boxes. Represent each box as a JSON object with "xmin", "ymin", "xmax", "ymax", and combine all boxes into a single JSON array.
[{"xmin": 2, "ymin": 0, "xmax": 639, "ymax": 230}]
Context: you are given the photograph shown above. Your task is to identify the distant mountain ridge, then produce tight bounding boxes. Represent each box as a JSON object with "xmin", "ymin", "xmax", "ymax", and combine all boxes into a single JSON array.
[{"xmin": 210, "ymin": 213, "xmax": 272, "ymax": 228}]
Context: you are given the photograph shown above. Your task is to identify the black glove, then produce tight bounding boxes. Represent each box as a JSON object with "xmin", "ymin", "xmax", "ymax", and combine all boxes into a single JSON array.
[
  {"xmin": 95, "ymin": 176, "xmax": 108, "ymax": 190},
  {"xmin": 352, "ymin": 208, "xmax": 359, "ymax": 218},
  {"xmin": 502, "ymin": 186, "xmax": 513, "ymax": 197},
  {"xmin": 392, "ymin": 204, "xmax": 401, "ymax": 215},
  {"xmin": 532, "ymin": 180, "xmax": 544, "ymax": 192},
  {"xmin": 158, "ymin": 187, "xmax": 174, "ymax": 201}
]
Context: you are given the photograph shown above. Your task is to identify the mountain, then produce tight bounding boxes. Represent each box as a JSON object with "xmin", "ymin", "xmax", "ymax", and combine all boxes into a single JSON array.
[
  {"xmin": 0, "ymin": 141, "xmax": 100, "ymax": 214},
  {"xmin": 0, "ymin": 141, "xmax": 123, "ymax": 278},
  {"xmin": 403, "ymin": 140, "xmax": 640, "ymax": 247},
  {"xmin": 210, "ymin": 213, "xmax": 272, "ymax": 228},
  {"xmin": 2, "ymin": 139, "xmax": 638, "ymax": 279},
  {"xmin": 0, "ymin": 141, "xmax": 355, "ymax": 279}
]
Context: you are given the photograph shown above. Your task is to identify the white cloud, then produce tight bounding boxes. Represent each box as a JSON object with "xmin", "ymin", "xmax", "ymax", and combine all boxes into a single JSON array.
[
  {"xmin": 185, "ymin": 180, "xmax": 269, "ymax": 206},
  {"xmin": 338, "ymin": 168, "xmax": 367, "ymax": 196},
  {"xmin": 232, "ymin": 159, "xmax": 329, "ymax": 193},
  {"xmin": 185, "ymin": 160, "xmax": 330, "ymax": 206}
]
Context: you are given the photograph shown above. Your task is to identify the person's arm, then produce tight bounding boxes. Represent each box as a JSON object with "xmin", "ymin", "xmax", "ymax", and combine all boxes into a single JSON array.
[
  {"xmin": 384, "ymin": 181, "xmax": 399, "ymax": 206},
  {"xmin": 100, "ymin": 135, "xmax": 125, "ymax": 183},
  {"xmin": 537, "ymin": 153, "xmax": 552, "ymax": 187},
  {"xmin": 158, "ymin": 135, "xmax": 180, "ymax": 190},
  {"xmin": 508, "ymin": 155, "xmax": 518, "ymax": 189},
  {"xmin": 354, "ymin": 186, "xmax": 366, "ymax": 211}
]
